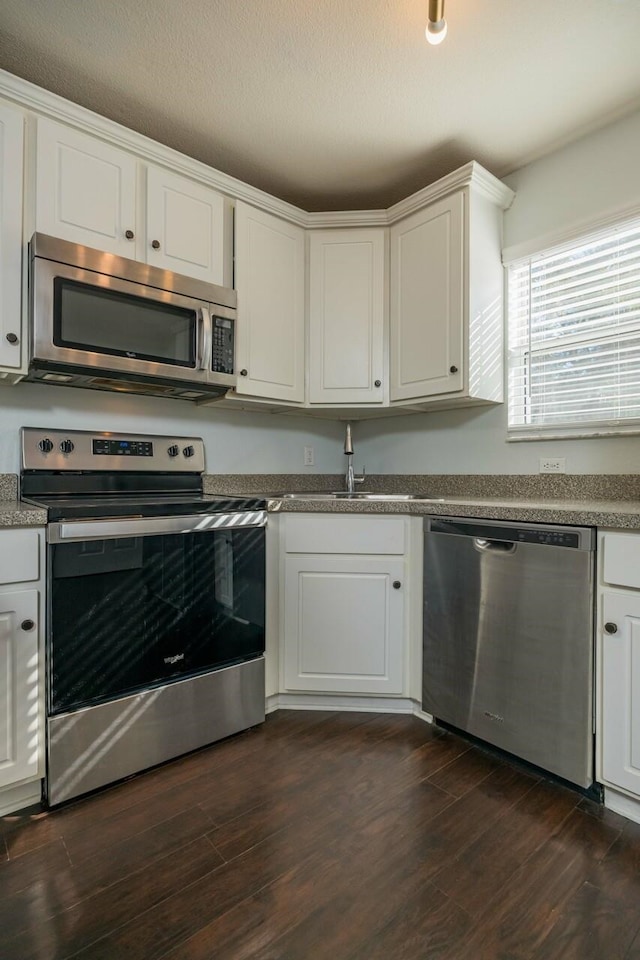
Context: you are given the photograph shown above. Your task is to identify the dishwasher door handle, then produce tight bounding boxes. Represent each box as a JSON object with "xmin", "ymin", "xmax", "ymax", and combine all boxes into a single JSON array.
[{"xmin": 473, "ymin": 538, "xmax": 517, "ymax": 555}]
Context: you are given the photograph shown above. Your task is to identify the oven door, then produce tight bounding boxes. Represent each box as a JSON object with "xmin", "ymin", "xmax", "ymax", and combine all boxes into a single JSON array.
[
  {"xmin": 47, "ymin": 512, "xmax": 266, "ymax": 715},
  {"xmin": 31, "ymin": 257, "xmax": 215, "ymax": 386}
]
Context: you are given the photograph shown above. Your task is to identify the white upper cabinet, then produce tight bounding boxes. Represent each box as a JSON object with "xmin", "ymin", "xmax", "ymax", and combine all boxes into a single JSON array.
[
  {"xmin": 35, "ymin": 119, "xmax": 227, "ymax": 284},
  {"xmin": 389, "ymin": 169, "xmax": 512, "ymax": 409},
  {"xmin": 234, "ymin": 202, "xmax": 305, "ymax": 403},
  {"xmin": 0, "ymin": 102, "xmax": 24, "ymax": 371},
  {"xmin": 145, "ymin": 166, "xmax": 225, "ymax": 285},
  {"xmin": 390, "ymin": 191, "xmax": 464, "ymax": 401},
  {"xmin": 36, "ymin": 117, "xmax": 137, "ymax": 257},
  {"xmin": 308, "ymin": 228, "xmax": 386, "ymax": 405}
]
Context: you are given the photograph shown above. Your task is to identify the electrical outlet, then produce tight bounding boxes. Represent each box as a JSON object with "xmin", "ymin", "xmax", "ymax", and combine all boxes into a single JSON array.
[
  {"xmin": 539, "ymin": 457, "xmax": 566, "ymax": 474},
  {"xmin": 303, "ymin": 445, "xmax": 315, "ymax": 466}
]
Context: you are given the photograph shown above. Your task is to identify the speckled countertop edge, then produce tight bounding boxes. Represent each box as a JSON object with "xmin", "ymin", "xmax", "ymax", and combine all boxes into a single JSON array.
[
  {"xmin": 0, "ymin": 501, "xmax": 48, "ymax": 527},
  {"xmin": 266, "ymin": 495, "xmax": 640, "ymax": 530}
]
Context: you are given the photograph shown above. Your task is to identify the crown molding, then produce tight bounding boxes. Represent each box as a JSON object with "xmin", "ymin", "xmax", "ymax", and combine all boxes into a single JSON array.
[
  {"xmin": 305, "ymin": 209, "xmax": 389, "ymax": 228},
  {"xmin": 0, "ymin": 68, "xmax": 309, "ymax": 228},
  {"xmin": 387, "ymin": 160, "xmax": 515, "ymax": 224},
  {"xmin": 0, "ymin": 69, "xmax": 514, "ymax": 232}
]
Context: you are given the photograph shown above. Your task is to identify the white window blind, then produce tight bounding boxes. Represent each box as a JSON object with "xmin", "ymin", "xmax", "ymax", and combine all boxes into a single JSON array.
[{"xmin": 508, "ymin": 217, "xmax": 640, "ymax": 434}]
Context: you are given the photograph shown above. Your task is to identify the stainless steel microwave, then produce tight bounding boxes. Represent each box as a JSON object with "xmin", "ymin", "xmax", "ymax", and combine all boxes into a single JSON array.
[{"xmin": 27, "ymin": 233, "xmax": 237, "ymax": 401}]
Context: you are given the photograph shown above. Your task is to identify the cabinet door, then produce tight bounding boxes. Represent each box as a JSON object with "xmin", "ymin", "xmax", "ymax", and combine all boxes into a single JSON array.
[
  {"xmin": 0, "ymin": 103, "xmax": 24, "ymax": 370},
  {"xmin": 0, "ymin": 590, "xmax": 40, "ymax": 789},
  {"xmin": 602, "ymin": 590, "xmax": 640, "ymax": 796},
  {"xmin": 283, "ymin": 556, "xmax": 405, "ymax": 694},
  {"xmin": 145, "ymin": 166, "xmax": 225, "ymax": 284},
  {"xmin": 36, "ymin": 118, "xmax": 137, "ymax": 257},
  {"xmin": 234, "ymin": 202, "xmax": 305, "ymax": 402},
  {"xmin": 390, "ymin": 191, "xmax": 464, "ymax": 401},
  {"xmin": 309, "ymin": 229, "xmax": 386, "ymax": 404}
]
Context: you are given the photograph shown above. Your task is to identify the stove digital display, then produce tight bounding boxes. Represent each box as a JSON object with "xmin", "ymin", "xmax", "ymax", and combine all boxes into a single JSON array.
[{"xmin": 92, "ymin": 439, "xmax": 154, "ymax": 457}]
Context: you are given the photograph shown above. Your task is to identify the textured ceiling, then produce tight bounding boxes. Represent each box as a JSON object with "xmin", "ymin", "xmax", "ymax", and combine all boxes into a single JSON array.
[{"xmin": 1, "ymin": 1, "xmax": 640, "ymax": 211}]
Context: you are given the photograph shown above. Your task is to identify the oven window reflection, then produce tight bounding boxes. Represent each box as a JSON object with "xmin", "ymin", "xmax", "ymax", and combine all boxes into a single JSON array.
[{"xmin": 49, "ymin": 528, "xmax": 265, "ymax": 714}]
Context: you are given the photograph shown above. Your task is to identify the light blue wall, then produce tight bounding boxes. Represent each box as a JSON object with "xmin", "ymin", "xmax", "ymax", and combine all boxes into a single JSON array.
[
  {"xmin": 356, "ymin": 107, "xmax": 640, "ymax": 475},
  {"xmin": 0, "ymin": 382, "xmax": 344, "ymax": 475}
]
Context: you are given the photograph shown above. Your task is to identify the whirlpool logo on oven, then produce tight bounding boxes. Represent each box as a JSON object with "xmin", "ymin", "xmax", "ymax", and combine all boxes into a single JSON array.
[{"xmin": 164, "ymin": 653, "xmax": 185, "ymax": 665}]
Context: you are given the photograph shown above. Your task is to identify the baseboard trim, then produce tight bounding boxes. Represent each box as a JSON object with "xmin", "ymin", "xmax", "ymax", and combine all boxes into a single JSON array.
[
  {"xmin": 266, "ymin": 693, "xmax": 421, "ymax": 714},
  {"xmin": 0, "ymin": 779, "xmax": 42, "ymax": 817},
  {"xmin": 604, "ymin": 787, "xmax": 640, "ymax": 825}
]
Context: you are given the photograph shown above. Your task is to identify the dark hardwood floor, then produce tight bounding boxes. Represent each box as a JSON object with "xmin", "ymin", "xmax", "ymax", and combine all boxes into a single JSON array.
[{"xmin": 1, "ymin": 710, "xmax": 639, "ymax": 959}]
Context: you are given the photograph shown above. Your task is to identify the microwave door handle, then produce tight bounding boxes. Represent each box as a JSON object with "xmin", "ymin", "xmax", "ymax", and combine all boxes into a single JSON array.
[{"xmin": 197, "ymin": 307, "xmax": 212, "ymax": 371}]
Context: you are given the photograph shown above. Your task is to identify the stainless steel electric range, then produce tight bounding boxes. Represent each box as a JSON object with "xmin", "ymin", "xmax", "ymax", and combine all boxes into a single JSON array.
[{"xmin": 21, "ymin": 427, "xmax": 267, "ymax": 806}]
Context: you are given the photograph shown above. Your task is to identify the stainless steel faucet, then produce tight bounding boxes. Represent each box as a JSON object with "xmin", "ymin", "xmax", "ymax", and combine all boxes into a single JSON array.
[{"xmin": 344, "ymin": 423, "xmax": 366, "ymax": 493}]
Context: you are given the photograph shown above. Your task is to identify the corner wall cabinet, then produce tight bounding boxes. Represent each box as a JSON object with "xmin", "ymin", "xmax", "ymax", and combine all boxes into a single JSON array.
[
  {"xmin": 35, "ymin": 118, "xmax": 226, "ymax": 284},
  {"xmin": 0, "ymin": 528, "xmax": 45, "ymax": 811},
  {"xmin": 308, "ymin": 228, "xmax": 387, "ymax": 405},
  {"xmin": 280, "ymin": 515, "xmax": 410, "ymax": 695},
  {"xmin": 599, "ymin": 532, "xmax": 640, "ymax": 817},
  {"xmin": 0, "ymin": 101, "xmax": 24, "ymax": 373}
]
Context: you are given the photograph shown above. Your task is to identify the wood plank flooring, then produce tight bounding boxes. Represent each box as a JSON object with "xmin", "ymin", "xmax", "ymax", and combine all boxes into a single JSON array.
[{"xmin": 0, "ymin": 710, "xmax": 639, "ymax": 959}]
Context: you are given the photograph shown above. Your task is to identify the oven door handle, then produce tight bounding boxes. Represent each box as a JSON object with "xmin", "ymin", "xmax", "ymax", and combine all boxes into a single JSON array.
[{"xmin": 47, "ymin": 511, "xmax": 268, "ymax": 543}]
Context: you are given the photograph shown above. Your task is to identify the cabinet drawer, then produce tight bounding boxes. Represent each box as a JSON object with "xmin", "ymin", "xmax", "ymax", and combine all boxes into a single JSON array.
[
  {"xmin": 284, "ymin": 515, "xmax": 406, "ymax": 555},
  {"xmin": 0, "ymin": 529, "xmax": 42, "ymax": 584},
  {"xmin": 602, "ymin": 532, "xmax": 640, "ymax": 590}
]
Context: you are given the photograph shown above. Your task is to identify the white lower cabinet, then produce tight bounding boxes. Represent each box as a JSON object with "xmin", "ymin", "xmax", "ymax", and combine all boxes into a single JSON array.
[
  {"xmin": 280, "ymin": 515, "xmax": 417, "ymax": 697},
  {"xmin": 0, "ymin": 527, "xmax": 45, "ymax": 812},
  {"xmin": 283, "ymin": 555, "xmax": 405, "ymax": 694},
  {"xmin": 601, "ymin": 589, "xmax": 640, "ymax": 796},
  {"xmin": 0, "ymin": 589, "xmax": 40, "ymax": 789},
  {"xmin": 599, "ymin": 532, "xmax": 640, "ymax": 812}
]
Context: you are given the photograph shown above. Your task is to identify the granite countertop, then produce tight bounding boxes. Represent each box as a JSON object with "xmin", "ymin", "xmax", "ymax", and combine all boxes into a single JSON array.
[
  {"xmin": 265, "ymin": 493, "xmax": 640, "ymax": 529},
  {"xmin": 0, "ymin": 501, "xmax": 48, "ymax": 528},
  {"xmin": 2, "ymin": 467, "xmax": 640, "ymax": 530}
]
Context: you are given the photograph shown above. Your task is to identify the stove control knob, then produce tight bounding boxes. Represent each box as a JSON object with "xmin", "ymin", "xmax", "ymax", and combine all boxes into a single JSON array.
[
  {"xmin": 59, "ymin": 439, "xmax": 75, "ymax": 455},
  {"xmin": 167, "ymin": 445, "xmax": 180, "ymax": 458},
  {"xmin": 38, "ymin": 438, "xmax": 54, "ymax": 454},
  {"xmin": 183, "ymin": 445, "xmax": 195, "ymax": 458}
]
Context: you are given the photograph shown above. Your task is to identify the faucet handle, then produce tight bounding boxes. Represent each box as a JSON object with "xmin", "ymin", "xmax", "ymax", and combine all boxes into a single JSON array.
[{"xmin": 354, "ymin": 466, "xmax": 366, "ymax": 485}]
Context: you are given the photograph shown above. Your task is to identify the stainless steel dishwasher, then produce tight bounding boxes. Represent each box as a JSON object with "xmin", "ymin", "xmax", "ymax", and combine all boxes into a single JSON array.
[{"xmin": 423, "ymin": 516, "xmax": 595, "ymax": 788}]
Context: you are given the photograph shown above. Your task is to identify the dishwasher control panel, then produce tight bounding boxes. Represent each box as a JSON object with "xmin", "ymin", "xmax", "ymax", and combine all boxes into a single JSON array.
[
  {"xmin": 429, "ymin": 517, "xmax": 592, "ymax": 551},
  {"xmin": 516, "ymin": 529, "xmax": 580, "ymax": 548}
]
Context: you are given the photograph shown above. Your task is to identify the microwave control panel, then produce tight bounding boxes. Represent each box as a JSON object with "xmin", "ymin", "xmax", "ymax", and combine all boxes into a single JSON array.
[{"xmin": 212, "ymin": 316, "xmax": 235, "ymax": 375}]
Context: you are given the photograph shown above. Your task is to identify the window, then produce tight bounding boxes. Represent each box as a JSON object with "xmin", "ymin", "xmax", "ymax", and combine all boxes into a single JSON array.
[{"xmin": 507, "ymin": 217, "xmax": 640, "ymax": 437}]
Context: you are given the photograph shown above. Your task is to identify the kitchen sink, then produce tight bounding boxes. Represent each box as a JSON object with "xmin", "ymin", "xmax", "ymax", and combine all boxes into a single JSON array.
[{"xmin": 279, "ymin": 492, "xmax": 443, "ymax": 501}]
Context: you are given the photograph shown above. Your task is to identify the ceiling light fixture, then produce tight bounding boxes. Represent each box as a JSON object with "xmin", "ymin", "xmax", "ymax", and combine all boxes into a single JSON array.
[{"xmin": 426, "ymin": 0, "xmax": 448, "ymax": 45}]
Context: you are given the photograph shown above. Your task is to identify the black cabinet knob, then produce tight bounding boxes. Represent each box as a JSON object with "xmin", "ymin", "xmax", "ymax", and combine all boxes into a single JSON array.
[
  {"xmin": 240, "ymin": 369, "xmax": 248, "ymax": 376},
  {"xmin": 393, "ymin": 580, "xmax": 402, "ymax": 590},
  {"xmin": 5, "ymin": 332, "xmax": 19, "ymax": 344},
  {"xmin": 450, "ymin": 365, "xmax": 458, "ymax": 374},
  {"xmin": 167, "ymin": 444, "xmax": 180, "ymax": 458},
  {"xmin": 604, "ymin": 622, "xmax": 618, "ymax": 635},
  {"xmin": 374, "ymin": 379, "xmax": 382, "ymax": 388},
  {"xmin": 125, "ymin": 229, "xmax": 135, "ymax": 240},
  {"xmin": 21, "ymin": 619, "xmax": 35, "ymax": 632},
  {"xmin": 151, "ymin": 239, "xmax": 161, "ymax": 250},
  {"xmin": 38, "ymin": 438, "xmax": 54, "ymax": 454}
]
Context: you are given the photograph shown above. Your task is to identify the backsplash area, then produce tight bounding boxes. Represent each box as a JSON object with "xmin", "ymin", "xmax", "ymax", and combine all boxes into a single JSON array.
[{"xmin": 0, "ymin": 475, "xmax": 17, "ymax": 499}]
